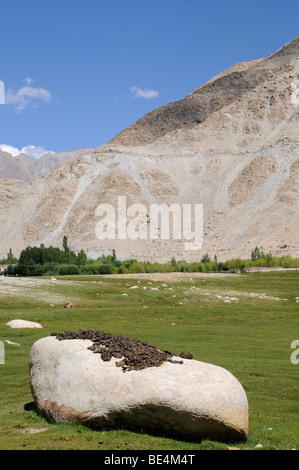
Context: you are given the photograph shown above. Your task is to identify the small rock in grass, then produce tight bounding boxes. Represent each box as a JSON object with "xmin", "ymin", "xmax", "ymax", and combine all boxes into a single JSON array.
[
  {"xmin": 64, "ymin": 302, "xmax": 75, "ymax": 309},
  {"xmin": 4, "ymin": 340, "xmax": 20, "ymax": 346},
  {"xmin": 7, "ymin": 320, "xmax": 43, "ymax": 329}
]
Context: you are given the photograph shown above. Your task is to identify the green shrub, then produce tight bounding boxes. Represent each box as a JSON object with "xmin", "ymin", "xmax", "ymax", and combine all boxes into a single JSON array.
[
  {"xmin": 128, "ymin": 262, "xmax": 145, "ymax": 274},
  {"xmin": 98, "ymin": 264, "xmax": 114, "ymax": 275},
  {"xmin": 41, "ymin": 262, "xmax": 57, "ymax": 275},
  {"xmin": 57, "ymin": 264, "xmax": 80, "ymax": 275}
]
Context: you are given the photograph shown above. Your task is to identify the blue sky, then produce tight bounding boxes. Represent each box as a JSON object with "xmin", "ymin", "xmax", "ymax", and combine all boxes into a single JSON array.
[{"xmin": 0, "ymin": 0, "xmax": 298, "ymax": 153}]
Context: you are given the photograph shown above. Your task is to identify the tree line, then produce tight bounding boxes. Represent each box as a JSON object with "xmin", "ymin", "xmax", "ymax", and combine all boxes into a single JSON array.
[
  {"xmin": 1, "ymin": 240, "xmax": 298, "ymax": 277},
  {"xmin": 1, "ymin": 237, "xmax": 87, "ymax": 276}
]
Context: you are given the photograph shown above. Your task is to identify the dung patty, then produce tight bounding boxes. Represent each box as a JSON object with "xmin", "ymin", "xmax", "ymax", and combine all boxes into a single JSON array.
[{"xmin": 51, "ymin": 329, "xmax": 187, "ymax": 372}]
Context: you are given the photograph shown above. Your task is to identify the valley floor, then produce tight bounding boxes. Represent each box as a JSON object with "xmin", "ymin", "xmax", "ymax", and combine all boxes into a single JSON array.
[{"xmin": 0, "ymin": 271, "xmax": 298, "ymax": 450}]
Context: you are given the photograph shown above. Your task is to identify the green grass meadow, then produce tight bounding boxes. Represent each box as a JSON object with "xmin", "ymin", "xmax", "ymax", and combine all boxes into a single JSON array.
[{"xmin": 0, "ymin": 271, "xmax": 298, "ymax": 450}]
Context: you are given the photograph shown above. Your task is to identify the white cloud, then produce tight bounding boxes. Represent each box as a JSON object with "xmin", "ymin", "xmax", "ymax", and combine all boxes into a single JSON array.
[
  {"xmin": 6, "ymin": 84, "xmax": 52, "ymax": 112},
  {"xmin": 0, "ymin": 144, "xmax": 54, "ymax": 159},
  {"xmin": 24, "ymin": 77, "xmax": 34, "ymax": 85},
  {"xmin": 129, "ymin": 86, "xmax": 159, "ymax": 100},
  {"xmin": 21, "ymin": 145, "xmax": 54, "ymax": 158},
  {"xmin": 0, "ymin": 144, "xmax": 21, "ymax": 157}
]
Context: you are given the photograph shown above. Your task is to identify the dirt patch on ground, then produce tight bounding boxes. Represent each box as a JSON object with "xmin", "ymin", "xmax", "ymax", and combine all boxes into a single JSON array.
[
  {"xmin": 18, "ymin": 428, "xmax": 49, "ymax": 435},
  {"xmin": 0, "ymin": 277, "xmax": 81, "ymax": 304},
  {"xmin": 101, "ymin": 272, "xmax": 238, "ymax": 282}
]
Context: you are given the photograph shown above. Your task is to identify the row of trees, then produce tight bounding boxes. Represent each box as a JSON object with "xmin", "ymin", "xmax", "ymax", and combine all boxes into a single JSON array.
[
  {"xmin": 2, "ymin": 241, "xmax": 299, "ymax": 277},
  {"xmin": 78, "ymin": 248, "xmax": 299, "ymax": 275},
  {"xmin": 3, "ymin": 237, "xmax": 87, "ymax": 277}
]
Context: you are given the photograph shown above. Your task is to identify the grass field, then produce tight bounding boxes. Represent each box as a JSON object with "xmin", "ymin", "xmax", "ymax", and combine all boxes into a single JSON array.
[{"xmin": 0, "ymin": 271, "xmax": 298, "ymax": 450}]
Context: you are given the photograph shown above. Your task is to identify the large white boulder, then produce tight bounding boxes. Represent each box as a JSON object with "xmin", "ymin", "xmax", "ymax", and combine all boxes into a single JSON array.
[
  {"xmin": 29, "ymin": 336, "xmax": 249, "ymax": 442},
  {"xmin": 7, "ymin": 320, "xmax": 43, "ymax": 329}
]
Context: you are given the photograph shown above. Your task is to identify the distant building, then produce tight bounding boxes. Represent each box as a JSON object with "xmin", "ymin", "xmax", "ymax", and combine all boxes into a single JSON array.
[{"xmin": 0, "ymin": 264, "xmax": 9, "ymax": 272}]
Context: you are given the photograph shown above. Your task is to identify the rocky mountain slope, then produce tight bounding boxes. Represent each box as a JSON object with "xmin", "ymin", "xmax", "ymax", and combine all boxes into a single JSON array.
[
  {"xmin": 0, "ymin": 36, "xmax": 298, "ymax": 261},
  {"xmin": 0, "ymin": 148, "xmax": 93, "ymax": 182},
  {"xmin": 0, "ymin": 150, "xmax": 37, "ymax": 182}
]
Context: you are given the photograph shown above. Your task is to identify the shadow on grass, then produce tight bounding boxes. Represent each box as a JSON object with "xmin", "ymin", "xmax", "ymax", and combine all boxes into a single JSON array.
[
  {"xmin": 24, "ymin": 401, "xmax": 37, "ymax": 412},
  {"xmin": 23, "ymin": 400, "xmax": 247, "ymax": 446}
]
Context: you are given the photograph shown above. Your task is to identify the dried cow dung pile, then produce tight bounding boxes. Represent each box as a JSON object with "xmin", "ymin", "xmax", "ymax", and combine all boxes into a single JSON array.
[
  {"xmin": 51, "ymin": 329, "xmax": 192, "ymax": 372},
  {"xmin": 179, "ymin": 352, "xmax": 193, "ymax": 359}
]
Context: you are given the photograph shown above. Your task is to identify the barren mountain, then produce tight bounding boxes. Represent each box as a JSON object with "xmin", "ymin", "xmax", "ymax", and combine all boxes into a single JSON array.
[
  {"xmin": 22, "ymin": 148, "xmax": 94, "ymax": 178},
  {"xmin": 0, "ymin": 148, "xmax": 93, "ymax": 182},
  {"xmin": 0, "ymin": 36, "xmax": 298, "ymax": 261},
  {"xmin": 0, "ymin": 150, "xmax": 38, "ymax": 182}
]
